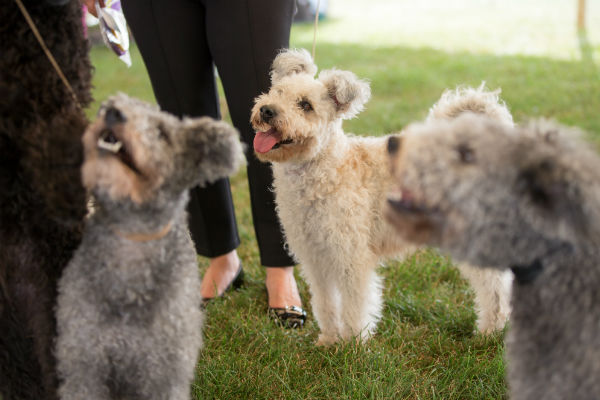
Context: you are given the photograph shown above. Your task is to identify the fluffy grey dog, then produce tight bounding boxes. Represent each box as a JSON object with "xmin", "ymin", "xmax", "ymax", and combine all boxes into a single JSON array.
[
  {"xmin": 386, "ymin": 114, "xmax": 600, "ymax": 399},
  {"xmin": 55, "ymin": 94, "xmax": 244, "ymax": 400}
]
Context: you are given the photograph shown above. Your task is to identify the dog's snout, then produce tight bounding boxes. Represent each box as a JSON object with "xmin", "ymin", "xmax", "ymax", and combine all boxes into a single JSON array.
[
  {"xmin": 104, "ymin": 106, "xmax": 127, "ymax": 126},
  {"xmin": 260, "ymin": 105, "xmax": 277, "ymax": 122},
  {"xmin": 387, "ymin": 136, "xmax": 401, "ymax": 155}
]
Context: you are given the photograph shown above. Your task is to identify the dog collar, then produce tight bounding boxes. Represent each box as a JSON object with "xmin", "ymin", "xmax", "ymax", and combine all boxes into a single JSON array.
[
  {"xmin": 113, "ymin": 220, "xmax": 173, "ymax": 242},
  {"xmin": 510, "ymin": 258, "xmax": 544, "ymax": 285},
  {"xmin": 510, "ymin": 241, "xmax": 573, "ymax": 285}
]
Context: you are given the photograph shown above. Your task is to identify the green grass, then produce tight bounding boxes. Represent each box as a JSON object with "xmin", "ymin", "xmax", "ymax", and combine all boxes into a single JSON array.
[
  {"xmin": 87, "ymin": 2, "xmax": 600, "ymax": 398},
  {"xmin": 192, "ymin": 250, "xmax": 506, "ymax": 399}
]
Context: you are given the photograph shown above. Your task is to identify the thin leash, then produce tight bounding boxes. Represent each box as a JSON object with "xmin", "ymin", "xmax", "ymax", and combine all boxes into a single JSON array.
[
  {"xmin": 311, "ymin": 0, "xmax": 321, "ymax": 61},
  {"xmin": 13, "ymin": 0, "xmax": 83, "ymax": 110}
]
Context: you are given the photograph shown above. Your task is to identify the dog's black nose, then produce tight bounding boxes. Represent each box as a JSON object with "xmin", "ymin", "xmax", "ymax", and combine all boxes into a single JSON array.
[
  {"xmin": 260, "ymin": 106, "xmax": 277, "ymax": 122},
  {"xmin": 387, "ymin": 136, "xmax": 401, "ymax": 155},
  {"xmin": 104, "ymin": 106, "xmax": 127, "ymax": 126}
]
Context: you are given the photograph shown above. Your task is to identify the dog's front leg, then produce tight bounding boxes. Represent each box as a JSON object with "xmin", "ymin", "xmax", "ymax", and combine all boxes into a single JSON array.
[
  {"xmin": 338, "ymin": 256, "xmax": 383, "ymax": 343},
  {"xmin": 301, "ymin": 264, "xmax": 342, "ymax": 346},
  {"xmin": 57, "ymin": 334, "xmax": 112, "ymax": 400},
  {"xmin": 456, "ymin": 263, "xmax": 512, "ymax": 334}
]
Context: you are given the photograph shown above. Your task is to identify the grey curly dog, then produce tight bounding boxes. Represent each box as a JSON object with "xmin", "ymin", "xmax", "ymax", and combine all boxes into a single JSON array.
[
  {"xmin": 387, "ymin": 114, "xmax": 600, "ymax": 400},
  {"xmin": 55, "ymin": 94, "xmax": 244, "ymax": 400}
]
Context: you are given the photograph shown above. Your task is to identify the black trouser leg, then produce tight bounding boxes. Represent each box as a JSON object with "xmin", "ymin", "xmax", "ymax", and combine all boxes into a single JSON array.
[
  {"xmin": 123, "ymin": 0, "xmax": 240, "ymax": 257},
  {"xmin": 122, "ymin": 0, "xmax": 296, "ymax": 265},
  {"xmin": 205, "ymin": 0, "xmax": 296, "ymax": 266}
]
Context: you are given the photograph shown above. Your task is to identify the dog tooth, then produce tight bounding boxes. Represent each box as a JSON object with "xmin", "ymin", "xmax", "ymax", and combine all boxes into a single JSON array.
[
  {"xmin": 97, "ymin": 138, "xmax": 123, "ymax": 153},
  {"xmin": 387, "ymin": 189, "xmax": 403, "ymax": 202}
]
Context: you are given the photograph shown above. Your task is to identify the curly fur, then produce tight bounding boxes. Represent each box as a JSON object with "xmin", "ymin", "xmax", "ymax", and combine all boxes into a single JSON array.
[
  {"xmin": 270, "ymin": 48, "xmax": 317, "ymax": 84},
  {"xmin": 318, "ymin": 69, "xmax": 371, "ymax": 120},
  {"xmin": 387, "ymin": 114, "xmax": 600, "ymax": 399},
  {"xmin": 251, "ymin": 49, "xmax": 511, "ymax": 344},
  {"xmin": 55, "ymin": 94, "xmax": 244, "ymax": 400},
  {"xmin": 424, "ymin": 82, "xmax": 514, "ymax": 333},
  {"xmin": 426, "ymin": 83, "xmax": 514, "ymax": 126},
  {"xmin": 0, "ymin": 1, "xmax": 92, "ymax": 399}
]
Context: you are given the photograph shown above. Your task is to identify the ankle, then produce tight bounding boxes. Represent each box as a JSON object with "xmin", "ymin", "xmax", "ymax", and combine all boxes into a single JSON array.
[
  {"xmin": 209, "ymin": 251, "xmax": 240, "ymax": 272},
  {"xmin": 200, "ymin": 250, "xmax": 240, "ymax": 299},
  {"xmin": 265, "ymin": 266, "xmax": 302, "ymax": 308}
]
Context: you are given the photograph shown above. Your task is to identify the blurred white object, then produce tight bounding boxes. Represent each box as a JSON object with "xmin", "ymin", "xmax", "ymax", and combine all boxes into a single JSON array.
[
  {"xmin": 85, "ymin": 12, "xmax": 99, "ymax": 27},
  {"xmin": 95, "ymin": 0, "xmax": 131, "ymax": 67}
]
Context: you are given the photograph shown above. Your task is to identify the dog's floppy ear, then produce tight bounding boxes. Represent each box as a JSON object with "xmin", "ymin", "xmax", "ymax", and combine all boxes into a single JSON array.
[
  {"xmin": 270, "ymin": 48, "xmax": 317, "ymax": 84},
  {"xmin": 177, "ymin": 117, "xmax": 245, "ymax": 188},
  {"xmin": 517, "ymin": 158, "xmax": 568, "ymax": 211},
  {"xmin": 515, "ymin": 120, "xmax": 588, "ymax": 220},
  {"xmin": 318, "ymin": 69, "xmax": 371, "ymax": 119},
  {"xmin": 515, "ymin": 151, "xmax": 589, "ymax": 238}
]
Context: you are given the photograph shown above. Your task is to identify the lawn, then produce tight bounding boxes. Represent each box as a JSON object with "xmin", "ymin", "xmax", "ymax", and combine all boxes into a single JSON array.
[{"xmin": 87, "ymin": 1, "xmax": 600, "ymax": 398}]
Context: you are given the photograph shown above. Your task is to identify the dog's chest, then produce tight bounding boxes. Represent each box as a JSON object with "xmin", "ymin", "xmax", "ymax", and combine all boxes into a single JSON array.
[
  {"xmin": 508, "ymin": 261, "xmax": 600, "ymax": 399},
  {"xmin": 86, "ymin": 233, "xmax": 183, "ymax": 322},
  {"xmin": 271, "ymin": 162, "xmax": 382, "ymax": 257},
  {"xmin": 273, "ymin": 164, "xmax": 338, "ymax": 219}
]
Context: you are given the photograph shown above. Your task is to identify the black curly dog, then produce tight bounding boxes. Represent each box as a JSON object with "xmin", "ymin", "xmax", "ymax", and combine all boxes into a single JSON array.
[{"xmin": 0, "ymin": 0, "xmax": 92, "ymax": 398}]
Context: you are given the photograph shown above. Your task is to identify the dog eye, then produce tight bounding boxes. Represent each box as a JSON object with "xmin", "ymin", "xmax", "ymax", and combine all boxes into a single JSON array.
[
  {"xmin": 457, "ymin": 143, "xmax": 475, "ymax": 164},
  {"xmin": 298, "ymin": 100, "xmax": 313, "ymax": 112},
  {"xmin": 158, "ymin": 125, "xmax": 171, "ymax": 145},
  {"xmin": 97, "ymin": 105, "xmax": 108, "ymax": 117}
]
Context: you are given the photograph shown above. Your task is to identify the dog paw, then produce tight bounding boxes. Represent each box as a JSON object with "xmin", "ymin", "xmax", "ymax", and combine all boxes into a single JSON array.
[
  {"xmin": 316, "ymin": 334, "xmax": 338, "ymax": 346},
  {"xmin": 476, "ymin": 311, "xmax": 510, "ymax": 335}
]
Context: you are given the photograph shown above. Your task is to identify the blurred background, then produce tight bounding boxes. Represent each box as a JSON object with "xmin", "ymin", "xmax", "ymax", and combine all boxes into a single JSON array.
[
  {"xmin": 295, "ymin": 0, "xmax": 599, "ymax": 59},
  {"xmin": 88, "ymin": 0, "xmax": 600, "ymax": 134}
]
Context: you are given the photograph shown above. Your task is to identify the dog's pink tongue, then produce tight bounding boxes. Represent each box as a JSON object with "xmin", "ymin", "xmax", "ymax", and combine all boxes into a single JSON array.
[{"xmin": 254, "ymin": 128, "xmax": 281, "ymax": 154}]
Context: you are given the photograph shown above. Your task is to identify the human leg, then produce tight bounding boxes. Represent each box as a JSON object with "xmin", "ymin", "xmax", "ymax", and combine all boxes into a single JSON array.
[
  {"xmin": 204, "ymin": 0, "xmax": 302, "ymax": 309},
  {"xmin": 123, "ymin": 0, "xmax": 239, "ymax": 255},
  {"xmin": 204, "ymin": 0, "xmax": 296, "ymax": 266},
  {"xmin": 123, "ymin": 0, "xmax": 243, "ymax": 297}
]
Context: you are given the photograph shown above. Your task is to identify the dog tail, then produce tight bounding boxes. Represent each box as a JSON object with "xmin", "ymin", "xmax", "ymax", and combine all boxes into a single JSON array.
[{"xmin": 426, "ymin": 82, "xmax": 514, "ymax": 127}]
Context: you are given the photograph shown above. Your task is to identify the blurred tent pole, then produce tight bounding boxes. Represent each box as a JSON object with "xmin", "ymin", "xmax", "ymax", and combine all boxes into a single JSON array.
[{"xmin": 577, "ymin": 0, "xmax": 586, "ymax": 31}]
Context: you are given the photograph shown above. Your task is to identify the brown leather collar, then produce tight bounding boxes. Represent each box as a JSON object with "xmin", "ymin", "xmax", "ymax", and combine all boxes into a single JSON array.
[{"xmin": 113, "ymin": 221, "xmax": 173, "ymax": 242}]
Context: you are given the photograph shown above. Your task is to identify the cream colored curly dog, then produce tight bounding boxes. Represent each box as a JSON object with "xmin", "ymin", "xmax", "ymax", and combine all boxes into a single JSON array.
[{"xmin": 250, "ymin": 49, "xmax": 511, "ymax": 345}]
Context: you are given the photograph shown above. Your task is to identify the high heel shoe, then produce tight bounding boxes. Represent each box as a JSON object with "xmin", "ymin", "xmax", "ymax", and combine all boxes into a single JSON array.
[
  {"xmin": 201, "ymin": 263, "xmax": 244, "ymax": 306},
  {"xmin": 268, "ymin": 305, "xmax": 307, "ymax": 329}
]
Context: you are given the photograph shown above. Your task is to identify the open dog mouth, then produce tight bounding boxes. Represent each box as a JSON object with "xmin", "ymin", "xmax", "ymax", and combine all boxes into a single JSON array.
[
  {"xmin": 253, "ymin": 127, "xmax": 293, "ymax": 154},
  {"xmin": 385, "ymin": 189, "xmax": 444, "ymax": 244},
  {"xmin": 97, "ymin": 128, "xmax": 142, "ymax": 175},
  {"xmin": 386, "ymin": 189, "xmax": 438, "ymax": 216},
  {"xmin": 98, "ymin": 128, "xmax": 123, "ymax": 153}
]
